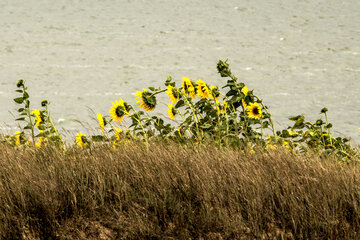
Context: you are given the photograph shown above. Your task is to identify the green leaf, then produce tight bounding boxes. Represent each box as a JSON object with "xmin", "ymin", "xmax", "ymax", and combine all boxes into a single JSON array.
[
  {"xmin": 36, "ymin": 132, "xmax": 47, "ymax": 137},
  {"xmin": 15, "ymin": 89, "xmax": 23, "ymax": 93},
  {"xmin": 175, "ymin": 100, "xmax": 185, "ymax": 108},
  {"xmin": 38, "ymin": 125, "xmax": 46, "ymax": 130},
  {"xmin": 325, "ymin": 123, "xmax": 333, "ymax": 129},
  {"xmin": 289, "ymin": 115, "xmax": 303, "ymax": 121},
  {"xmin": 200, "ymin": 123, "xmax": 212, "ymax": 129},
  {"xmin": 16, "ymin": 79, "xmax": 24, "ymax": 88},
  {"xmin": 17, "ymin": 108, "xmax": 25, "ymax": 112},
  {"xmin": 14, "ymin": 97, "xmax": 24, "ymax": 104},
  {"xmin": 24, "ymin": 123, "xmax": 33, "ymax": 129},
  {"xmin": 15, "ymin": 117, "xmax": 25, "ymax": 121},
  {"xmin": 148, "ymin": 87, "xmax": 156, "ymax": 91},
  {"xmin": 23, "ymin": 92, "xmax": 29, "ymax": 99}
]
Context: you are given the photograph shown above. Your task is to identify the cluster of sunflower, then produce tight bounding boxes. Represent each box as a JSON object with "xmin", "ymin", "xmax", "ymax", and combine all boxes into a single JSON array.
[
  {"xmin": 6, "ymin": 61, "xmax": 359, "ymax": 162},
  {"xmin": 73, "ymin": 60, "xmax": 358, "ymax": 161},
  {"xmin": 3, "ymin": 80, "xmax": 62, "ymax": 148},
  {"xmin": 75, "ymin": 60, "xmax": 277, "ymax": 151},
  {"xmin": 275, "ymin": 108, "xmax": 359, "ymax": 161}
]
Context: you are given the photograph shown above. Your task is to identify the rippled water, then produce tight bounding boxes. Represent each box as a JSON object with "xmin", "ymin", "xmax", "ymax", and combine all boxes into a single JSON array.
[{"xmin": 1, "ymin": 0, "xmax": 359, "ymax": 142}]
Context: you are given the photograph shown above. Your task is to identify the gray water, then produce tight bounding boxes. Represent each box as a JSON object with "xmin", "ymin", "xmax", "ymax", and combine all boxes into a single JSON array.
[{"xmin": 1, "ymin": 0, "xmax": 359, "ymax": 142}]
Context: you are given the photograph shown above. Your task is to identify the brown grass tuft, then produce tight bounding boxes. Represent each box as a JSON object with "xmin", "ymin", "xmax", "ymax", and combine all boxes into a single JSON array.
[{"xmin": 0, "ymin": 141, "xmax": 360, "ymax": 239}]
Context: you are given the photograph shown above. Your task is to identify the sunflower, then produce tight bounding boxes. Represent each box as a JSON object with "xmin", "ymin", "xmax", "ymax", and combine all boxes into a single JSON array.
[
  {"xmin": 168, "ymin": 104, "xmax": 176, "ymax": 119},
  {"xmin": 14, "ymin": 131, "xmax": 21, "ymax": 146},
  {"xmin": 109, "ymin": 99, "xmax": 129, "ymax": 122},
  {"xmin": 97, "ymin": 113, "xmax": 106, "ymax": 132},
  {"xmin": 246, "ymin": 102, "xmax": 262, "ymax": 119},
  {"xmin": 135, "ymin": 88, "xmax": 156, "ymax": 111},
  {"xmin": 115, "ymin": 127, "xmax": 122, "ymax": 141},
  {"xmin": 216, "ymin": 101, "xmax": 228, "ymax": 114},
  {"xmin": 32, "ymin": 109, "xmax": 43, "ymax": 127},
  {"xmin": 242, "ymin": 99, "xmax": 247, "ymax": 109},
  {"xmin": 210, "ymin": 85, "xmax": 220, "ymax": 101},
  {"xmin": 76, "ymin": 132, "xmax": 88, "ymax": 148},
  {"xmin": 35, "ymin": 130, "xmax": 46, "ymax": 148},
  {"xmin": 241, "ymin": 86, "xmax": 249, "ymax": 96},
  {"xmin": 196, "ymin": 79, "xmax": 211, "ymax": 98},
  {"xmin": 182, "ymin": 77, "xmax": 196, "ymax": 98},
  {"xmin": 176, "ymin": 126, "xmax": 182, "ymax": 137},
  {"xmin": 166, "ymin": 85, "xmax": 180, "ymax": 103}
]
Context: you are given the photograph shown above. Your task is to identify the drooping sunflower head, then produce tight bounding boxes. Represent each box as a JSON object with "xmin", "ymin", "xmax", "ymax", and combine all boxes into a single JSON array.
[
  {"xmin": 109, "ymin": 99, "xmax": 129, "ymax": 122},
  {"xmin": 97, "ymin": 113, "xmax": 106, "ymax": 132},
  {"xmin": 216, "ymin": 101, "xmax": 228, "ymax": 114},
  {"xmin": 210, "ymin": 85, "xmax": 220, "ymax": 101},
  {"xmin": 168, "ymin": 104, "xmax": 176, "ymax": 119},
  {"xmin": 182, "ymin": 77, "xmax": 196, "ymax": 99},
  {"xmin": 76, "ymin": 132, "xmax": 88, "ymax": 148},
  {"xmin": 32, "ymin": 109, "xmax": 43, "ymax": 127},
  {"xmin": 246, "ymin": 102, "xmax": 262, "ymax": 119},
  {"xmin": 241, "ymin": 86, "xmax": 249, "ymax": 96},
  {"xmin": 166, "ymin": 85, "xmax": 181, "ymax": 104},
  {"xmin": 135, "ymin": 88, "xmax": 157, "ymax": 111},
  {"xmin": 196, "ymin": 79, "xmax": 211, "ymax": 98}
]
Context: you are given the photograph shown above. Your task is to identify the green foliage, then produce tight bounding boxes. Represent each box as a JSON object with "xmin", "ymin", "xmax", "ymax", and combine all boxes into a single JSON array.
[{"xmin": 10, "ymin": 79, "xmax": 63, "ymax": 148}]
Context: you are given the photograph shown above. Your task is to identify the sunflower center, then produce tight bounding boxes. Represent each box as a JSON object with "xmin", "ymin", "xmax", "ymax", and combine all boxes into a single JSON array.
[
  {"xmin": 252, "ymin": 107, "xmax": 259, "ymax": 115},
  {"xmin": 81, "ymin": 136, "xmax": 87, "ymax": 143},
  {"xmin": 115, "ymin": 106, "xmax": 125, "ymax": 117},
  {"xmin": 201, "ymin": 85, "xmax": 207, "ymax": 93}
]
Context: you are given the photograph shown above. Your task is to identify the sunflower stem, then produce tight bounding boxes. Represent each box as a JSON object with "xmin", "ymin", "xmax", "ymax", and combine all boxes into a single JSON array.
[
  {"xmin": 182, "ymin": 94, "xmax": 201, "ymax": 139},
  {"xmin": 129, "ymin": 106, "xmax": 149, "ymax": 145},
  {"xmin": 253, "ymin": 95, "xmax": 277, "ymax": 139},
  {"xmin": 150, "ymin": 89, "xmax": 167, "ymax": 97},
  {"xmin": 324, "ymin": 112, "xmax": 333, "ymax": 146},
  {"xmin": 21, "ymin": 84, "xmax": 36, "ymax": 146}
]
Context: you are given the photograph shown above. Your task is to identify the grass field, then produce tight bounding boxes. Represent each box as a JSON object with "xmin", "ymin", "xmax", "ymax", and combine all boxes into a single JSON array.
[{"xmin": 1, "ymin": 141, "xmax": 359, "ymax": 239}]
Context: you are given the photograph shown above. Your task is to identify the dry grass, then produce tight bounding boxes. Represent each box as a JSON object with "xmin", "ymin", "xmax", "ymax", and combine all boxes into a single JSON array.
[{"xmin": 0, "ymin": 141, "xmax": 360, "ymax": 239}]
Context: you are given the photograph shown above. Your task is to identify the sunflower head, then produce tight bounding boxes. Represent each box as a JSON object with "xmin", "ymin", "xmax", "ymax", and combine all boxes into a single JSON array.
[
  {"xmin": 210, "ymin": 85, "xmax": 220, "ymax": 101},
  {"xmin": 115, "ymin": 127, "xmax": 122, "ymax": 140},
  {"xmin": 166, "ymin": 85, "xmax": 181, "ymax": 103},
  {"xmin": 109, "ymin": 99, "xmax": 129, "ymax": 122},
  {"xmin": 182, "ymin": 77, "xmax": 196, "ymax": 98},
  {"xmin": 246, "ymin": 102, "xmax": 262, "ymax": 119},
  {"xmin": 197, "ymin": 79, "xmax": 211, "ymax": 98},
  {"xmin": 36, "ymin": 130, "xmax": 46, "ymax": 148},
  {"xmin": 97, "ymin": 113, "xmax": 106, "ymax": 132},
  {"xmin": 76, "ymin": 132, "xmax": 88, "ymax": 148},
  {"xmin": 32, "ymin": 109, "xmax": 43, "ymax": 127},
  {"xmin": 241, "ymin": 86, "xmax": 249, "ymax": 96},
  {"xmin": 14, "ymin": 131, "xmax": 22, "ymax": 146},
  {"xmin": 168, "ymin": 104, "xmax": 176, "ymax": 119},
  {"xmin": 242, "ymin": 99, "xmax": 247, "ymax": 109},
  {"xmin": 135, "ymin": 88, "xmax": 157, "ymax": 111}
]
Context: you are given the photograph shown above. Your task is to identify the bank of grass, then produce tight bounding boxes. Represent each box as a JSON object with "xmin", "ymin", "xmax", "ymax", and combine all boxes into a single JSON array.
[{"xmin": 1, "ymin": 141, "xmax": 360, "ymax": 240}]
